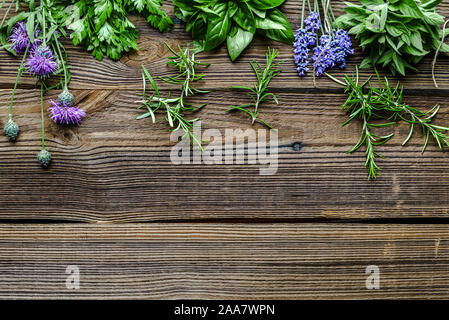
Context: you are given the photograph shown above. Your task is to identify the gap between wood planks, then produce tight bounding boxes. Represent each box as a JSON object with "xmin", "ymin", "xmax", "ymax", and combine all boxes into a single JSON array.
[{"xmin": 1, "ymin": 218, "xmax": 449, "ymax": 224}]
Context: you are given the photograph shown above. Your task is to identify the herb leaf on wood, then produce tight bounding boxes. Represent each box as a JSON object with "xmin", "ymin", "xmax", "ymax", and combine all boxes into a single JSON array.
[
  {"xmin": 327, "ymin": 68, "xmax": 449, "ymax": 180},
  {"xmin": 227, "ymin": 47, "xmax": 281, "ymax": 129},
  {"xmin": 138, "ymin": 43, "xmax": 209, "ymax": 151}
]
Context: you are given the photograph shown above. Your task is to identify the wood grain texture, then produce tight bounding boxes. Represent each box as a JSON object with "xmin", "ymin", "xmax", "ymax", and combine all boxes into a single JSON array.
[
  {"xmin": 1, "ymin": 0, "xmax": 449, "ymax": 301},
  {"xmin": 1, "ymin": 1, "xmax": 449, "ymax": 90},
  {"xmin": 2, "ymin": 89, "xmax": 449, "ymax": 222},
  {"xmin": 0, "ymin": 223, "xmax": 448, "ymax": 299}
]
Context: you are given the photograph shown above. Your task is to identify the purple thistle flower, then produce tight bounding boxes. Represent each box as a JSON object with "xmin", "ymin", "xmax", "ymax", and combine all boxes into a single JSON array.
[
  {"xmin": 8, "ymin": 22, "xmax": 42, "ymax": 54},
  {"xmin": 27, "ymin": 45, "xmax": 58, "ymax": 78},
  {"xmin": 48, "ymin": 100, "xmax": 86, "ymax": 125},
  {"xmin": 311, "ymin": 35, "xmax": 336, "ymax": 77}
]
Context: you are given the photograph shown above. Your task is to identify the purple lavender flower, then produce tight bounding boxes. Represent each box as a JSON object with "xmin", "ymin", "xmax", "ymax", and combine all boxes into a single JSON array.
[
  {"xmin": 48, "ymin": 100, "xmax": 86, "ymax": 125},
  {"xmin": 293, "ymin": 29, "xmax": 310, "ymax": 76},
  {"xmin": 294, "ymin": 12, "xmax": 353, "ymax": 77},
  {"xmin": 311, "ymin": 35, "xmax": 336, "ymax": 77},
  {"xmin": 293, "ymin": 12, "xmax": 322, "ymax": 77},
  {"xmin": 8, "ymin": 22, "xmax": 41, "ymax": 54},
  {"xmin": 331, "ymin": 29, "xmax": 354, "ymax": 69},
  {"xmin": 304, "ymin": 11, "xmax": 321, "ymax": 33},
  {"xmin": 27, "ymin": 45, "xmax": 58, "ymax": 78}
]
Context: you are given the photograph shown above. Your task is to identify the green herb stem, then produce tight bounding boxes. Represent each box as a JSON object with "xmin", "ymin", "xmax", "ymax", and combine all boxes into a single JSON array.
[
  {"xmin": 41, "ymin": 2, "xmax": 46, "ymax": 47},
  {"xmin": 138, "ymin": 44, "xmax": 209, "ymax": 151},
  {"xmin": 8, "ymin": 44, "xmax": 30, "ymax": 119},
  {"xmin": 55, "ymin": 38, "xmax": 68, "ymax": 88},
  {"xmin": 301, "ymin": 0, "xmax": 306, "ymax": 29},
  {"xmin": 227, "ymin": 47, "xmax": 281, "ymax": 129},
  {"xmin": 40, "ymin": 81, "xmax": 45, "ymax": 149},
  {"xmin": 326, "ymin": 68, "xmax": 449, "ymax": 180},
  {"xmin": 0, "ymin": 0, "xmax": 14, "ymax": 29}
]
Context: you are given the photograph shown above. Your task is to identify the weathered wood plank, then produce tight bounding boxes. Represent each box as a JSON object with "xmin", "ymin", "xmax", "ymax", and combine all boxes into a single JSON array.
[
  {"xmin": 1, "ymin": 89, "xmax": 449, "ymax": 222},
  {"xmin": 0, "ymin": 223, "xmax": 447, "ymax": 299},
  {"xmin": 1, "ymin": 1, "xmax": 449, "ymax": 90}
]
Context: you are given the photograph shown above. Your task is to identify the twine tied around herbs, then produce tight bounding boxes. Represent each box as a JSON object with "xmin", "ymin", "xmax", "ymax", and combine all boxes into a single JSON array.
[{"xmin": 432, "ymin": 19, "xmax": 449, "ymax": 88}]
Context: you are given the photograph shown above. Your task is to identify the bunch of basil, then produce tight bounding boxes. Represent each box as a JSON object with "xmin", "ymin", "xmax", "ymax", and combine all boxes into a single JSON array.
[
  {"xmin": 336, "ymin": 0, "xmax": 449, "ymax": 76},
  {"xmin": 172, "ymin": 0, "xmax": 294, "ymax": 61}
]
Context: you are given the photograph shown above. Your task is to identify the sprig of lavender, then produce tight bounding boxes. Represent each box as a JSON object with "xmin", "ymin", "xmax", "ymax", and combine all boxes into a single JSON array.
[{"xmin": 293, "ymin": 0, "xmax": 353, "ymax": 81}]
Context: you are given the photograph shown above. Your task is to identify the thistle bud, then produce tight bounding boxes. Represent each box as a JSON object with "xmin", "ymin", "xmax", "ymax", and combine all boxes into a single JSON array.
[
  {"xmin": 37, "ymin": 149, "xmax": 52, "ymax": 168},
  {"xmin": 58, "ymin": 88, "xmax": 74, "ymax": 106},
  {"xmin": 4, "ymin": 119, "xmax": 19, "ymax": 142}
]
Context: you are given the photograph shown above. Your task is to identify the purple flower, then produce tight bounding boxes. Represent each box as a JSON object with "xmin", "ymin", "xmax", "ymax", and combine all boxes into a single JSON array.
[
  {"xmin": 311, "ymin": 35, "xmax": 336, "ymax": 77},
  {"xmin": 8, "ymin": 22, "xmax": 41, "ymax": 54},
  {"xmin": 331, "ymin": 29, "xmax": 354, "ymax": 69},
  {"xmin": 304, "ymin": 11, "xmax": 321, "ymax": 33},
  {"xmin": 27, "ymin": 45, "xmax": 58, "ymax": 78},
  {"xmin": 48, "ymin": 100, "xmax": 86, "ymax": 125},
  {"xmin": 293, "ymin": 29, "xmax": 311, "ymax": 76},
  {"xmin": 293, "ymin": 12, "xmax": 322, "ymax": 77},
  {"xmin": 294, "ymin": 12, "xmax": 353, "ymax": 77}
]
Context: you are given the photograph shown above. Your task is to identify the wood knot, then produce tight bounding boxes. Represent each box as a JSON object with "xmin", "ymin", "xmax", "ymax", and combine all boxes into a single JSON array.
[{"xmin": 291, "ymin": 142, "xmax": 303, "ymax": 152}]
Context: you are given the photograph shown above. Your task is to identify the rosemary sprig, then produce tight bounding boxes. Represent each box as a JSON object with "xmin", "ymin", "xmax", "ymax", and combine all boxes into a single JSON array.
[
  {"xmin": 327, "ymin": 68, "xmax": 449, "ymax": 180},
  {"xmin": 161, "ymin": 44, "xmax": 209, "ymax": 97},
  {"xmin": 369, "ymin": 74, "xmax": 449, "ymax": 153},
  {"xmin": 137, "ymin": 43, "xmax": 209, "ymax": 151},
  {"xmin": 329, "ymin": 69, "xmax": 395, "ymax": 179},
  {"xmin": 227, "ymin": 47, "xmax": 281, "ymax": 129}
]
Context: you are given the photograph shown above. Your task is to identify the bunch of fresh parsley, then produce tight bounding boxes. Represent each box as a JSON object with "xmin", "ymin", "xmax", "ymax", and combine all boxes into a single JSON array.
[
  {"xmin": 60, "ymin": 0, "xmax": 173, "ymax": 61},
  {"xmin": 336, "ymin": 0, "xmax": 449, "ymax": 75},
  {"xmin": 172, "ymin": 0, "xmax": 294, "ymax": 61}
]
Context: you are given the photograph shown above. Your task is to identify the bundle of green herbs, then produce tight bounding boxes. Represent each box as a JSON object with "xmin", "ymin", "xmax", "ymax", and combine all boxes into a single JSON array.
[
  {"xmin": 172, "ymin": 0, "xmax": 294, "ymax": 61},
  {"xmin": 327, "ymin": 68, "xmax": 449, "ymax": 180},
  {"xmin": 60, "ymin": 0, "xmax": 173, "ymax": 61},
  {"xmin": 336, "ymin": 0, "xmax": 448, "ymax": 76}
]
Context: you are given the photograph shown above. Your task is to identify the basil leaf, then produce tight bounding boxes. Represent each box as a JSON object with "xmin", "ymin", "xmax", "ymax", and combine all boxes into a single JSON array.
[
  {"xmin": 256, "ymin": 9, "xmax": 294, "ymax": 44},
  {"xmin": 204, "ymin": 2, "xmax": 230, "ymax": 51},
  {"xmin": 227, "ymin": 26, "xmax": 254, "ymax": 61},
  {"xmin": 233, "ymin": 3, "xmax": 256, "ymax": 33},
  {"xmin": 228, "ymin": 1, "xmax": 239, "ymax": 17},
  {"xmin": 246, "ymin": 3, "xmax": 266, "ymax": 18},
  {"xmin": 250, "ymin": 0, "xmax": 286, "ymax": 10},
  {"xmin": 255, "ymin": 16, "xmax": 287, "ymax": 30}
]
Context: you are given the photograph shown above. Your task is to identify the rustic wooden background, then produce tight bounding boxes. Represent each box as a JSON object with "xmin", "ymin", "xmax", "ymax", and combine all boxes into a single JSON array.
[{"xmin": 1, "ymin": 0, "xmax": 449, "ymax": 299}]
